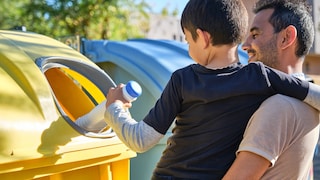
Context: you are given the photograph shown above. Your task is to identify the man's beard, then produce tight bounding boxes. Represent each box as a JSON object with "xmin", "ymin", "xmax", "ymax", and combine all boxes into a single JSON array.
[{"xmin": 257, "ymin": 34, "xmax": 280, "ymax": 68}]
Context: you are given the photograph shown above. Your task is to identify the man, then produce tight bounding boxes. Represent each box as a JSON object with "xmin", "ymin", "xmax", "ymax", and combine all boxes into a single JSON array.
[{"xmin": 223, "ymin": 0, "xmax": 320, "ymax": 179}]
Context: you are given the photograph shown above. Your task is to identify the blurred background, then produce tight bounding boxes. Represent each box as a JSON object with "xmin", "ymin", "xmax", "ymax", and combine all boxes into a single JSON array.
[
  {"xmin": 1, "ymin": 0, "xmax": 319, "ymax": 58},
  {"xmin": 1, "ymin": 0, "xmax": 319, "ymax": 54}
]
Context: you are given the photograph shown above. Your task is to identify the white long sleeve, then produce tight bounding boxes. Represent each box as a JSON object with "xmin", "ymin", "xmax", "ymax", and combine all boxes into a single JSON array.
[
  {"xmin": 75, "ymin": 100, "xmax": 107, "ymax": 132},
  {"xmin": 303, "ymin": 82, "xmax": 320, "ymax": 112},
  {"xmin": 104, "ymin": 102, "xmax": 164, "ymax": 153}
]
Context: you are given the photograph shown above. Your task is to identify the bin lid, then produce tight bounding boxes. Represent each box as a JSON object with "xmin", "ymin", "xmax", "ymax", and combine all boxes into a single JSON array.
[{"xmin": 0, "ymin": 30, "xmax": 127, "ymax": 165}]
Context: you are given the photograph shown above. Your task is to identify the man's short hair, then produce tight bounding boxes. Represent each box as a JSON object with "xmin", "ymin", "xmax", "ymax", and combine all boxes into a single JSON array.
[{"xmin": 254, "ymin": 0, "xmax": 314, "ymax": 57}]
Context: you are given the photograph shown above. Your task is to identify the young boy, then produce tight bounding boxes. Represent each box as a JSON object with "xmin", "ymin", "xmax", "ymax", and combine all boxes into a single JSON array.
[{"xmin": 103, "ymin": 0, "xmax": 320, "ymax": 179}]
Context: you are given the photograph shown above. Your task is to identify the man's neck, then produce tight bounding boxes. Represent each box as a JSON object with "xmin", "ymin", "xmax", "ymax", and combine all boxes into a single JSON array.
[
  {"xmin": 291, "ymin": 72, "xmax": 305, "ymax": 80},
  {"xmin": 278, "ymin": 53, "xmax": 304, "ymax": 74}
]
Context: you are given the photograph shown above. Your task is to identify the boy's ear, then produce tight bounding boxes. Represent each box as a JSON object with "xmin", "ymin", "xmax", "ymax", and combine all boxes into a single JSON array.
[
  {"xmin": 280, "ymin": 25, "xmax": 297, "ymax": 49},
  {"xmin": 196, "ymin": 28, "xmax": 211, "ymax": 48}
]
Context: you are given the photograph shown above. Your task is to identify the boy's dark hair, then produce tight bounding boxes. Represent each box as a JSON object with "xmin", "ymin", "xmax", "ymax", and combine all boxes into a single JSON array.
[
  {"xmin": 181, "ymin": 0, "xmax": 248, "ymax": 45},
  {"xmin": 254, "ymin": 0, "xmax": 314, "ymax": 57}
]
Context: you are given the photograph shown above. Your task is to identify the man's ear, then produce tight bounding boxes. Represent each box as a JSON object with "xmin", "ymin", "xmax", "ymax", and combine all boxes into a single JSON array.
[
  {"xmin": 280, "ymin": 25, "xmax": 297, "ymax": 49},
  {"xmin": 196, "ymin": 28, "xmax": 211, "ymax": 48}
]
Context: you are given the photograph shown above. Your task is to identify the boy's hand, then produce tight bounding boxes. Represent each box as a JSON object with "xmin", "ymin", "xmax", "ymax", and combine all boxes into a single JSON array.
[{"xmin": 105, "ymin": 84, "xmax": 132, "ymax": 109}]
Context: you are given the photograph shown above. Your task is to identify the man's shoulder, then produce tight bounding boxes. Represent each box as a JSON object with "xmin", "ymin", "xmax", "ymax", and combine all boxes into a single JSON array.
[
  {"xmin": 265, "ymin": 94, "xmax": 301, "ymax": 102},
  {"xmin": 261, "ymin": 94, "xmax": 317, "ymax": 112}
]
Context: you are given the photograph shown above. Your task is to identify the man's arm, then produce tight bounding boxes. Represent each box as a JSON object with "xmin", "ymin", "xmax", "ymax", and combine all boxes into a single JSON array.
[{"xmin": 222, "ymin": 151, "xmax": 270, "ymax": 180}]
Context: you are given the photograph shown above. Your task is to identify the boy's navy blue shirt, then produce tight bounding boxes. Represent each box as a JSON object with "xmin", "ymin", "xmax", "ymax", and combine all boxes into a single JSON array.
[{"xmin": 143, "ymin": 62, "xmax": 309, "ymax": 179}]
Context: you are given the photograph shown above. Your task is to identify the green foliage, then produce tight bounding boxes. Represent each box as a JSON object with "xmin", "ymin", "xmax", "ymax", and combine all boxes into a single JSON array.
[
  {"xmin": 0, "ymin": 0, "xmax": 29, "ymax": 30},
  {"xmin": 172, "ymin": 7, "xmax": 179, "ymax": 17},
  {"xmin": 161, "ymin": 7, "xmax": 168, "ymax": 16},
  {"xmin": 0, "ymin": 0, "xmax": 150, "ymax": 40}
]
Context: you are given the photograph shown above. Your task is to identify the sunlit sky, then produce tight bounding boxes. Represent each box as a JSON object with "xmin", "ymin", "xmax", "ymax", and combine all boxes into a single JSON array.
[{"xmin": 143, "ymin": 0, "xmax": 189, "ymax": 16}]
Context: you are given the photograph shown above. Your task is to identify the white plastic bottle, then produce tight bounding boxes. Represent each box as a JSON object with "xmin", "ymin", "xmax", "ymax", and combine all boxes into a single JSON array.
[
  {"xmin": 75, "ymin": 81, "xmax": 142, "ymax": 132},
  {"xmin": 122, "ymin": 80, "xmax": 142, "ymax": 102}
]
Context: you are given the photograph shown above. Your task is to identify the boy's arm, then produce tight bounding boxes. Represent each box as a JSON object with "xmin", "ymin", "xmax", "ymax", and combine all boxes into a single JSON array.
[
  {"xmin": 303, "ymin": 82, "xmax": 320, "ymax": 111},
  {"xmin": 262, "ymin": 63, "xmax": 320, "ymax": 110},
  {"xmin": 222, "ymin": 151, "xmax": 270, "ymax": 180},
  {"xmin": 105, "ymin": 101, "xmax": 164, "ymax": 153},
  {"xmin": 104, "ymin": 84, "xmax": 164, "ymax": 153}
]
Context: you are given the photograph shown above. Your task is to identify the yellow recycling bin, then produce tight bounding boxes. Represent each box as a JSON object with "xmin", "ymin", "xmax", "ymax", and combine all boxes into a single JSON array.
[{"xmin": 0, "ymin": 30, "xmax": 136, "ymax": 180}]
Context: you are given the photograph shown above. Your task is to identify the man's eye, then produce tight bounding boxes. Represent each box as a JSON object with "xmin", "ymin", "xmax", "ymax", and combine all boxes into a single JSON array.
[{"xmin": 252, "ymin": 34, "xmax": 257, "ymax": 39}]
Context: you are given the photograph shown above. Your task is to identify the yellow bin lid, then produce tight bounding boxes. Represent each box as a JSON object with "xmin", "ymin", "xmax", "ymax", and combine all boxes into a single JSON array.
[{"xmin": 0, "ymin": 30, "xmax": 136, "ymax": 179}]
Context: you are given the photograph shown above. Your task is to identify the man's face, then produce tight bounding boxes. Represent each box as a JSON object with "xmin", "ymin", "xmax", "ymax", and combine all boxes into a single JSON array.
[{"xmin": 242, "ymin": 8, "xmax": 280, "ymax": 68}]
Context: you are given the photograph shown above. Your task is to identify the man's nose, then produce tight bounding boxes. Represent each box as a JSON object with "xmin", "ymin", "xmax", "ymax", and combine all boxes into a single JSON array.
[{"xmin": 242, "ymin": 38, "xmax": 251, "ymax": 51}]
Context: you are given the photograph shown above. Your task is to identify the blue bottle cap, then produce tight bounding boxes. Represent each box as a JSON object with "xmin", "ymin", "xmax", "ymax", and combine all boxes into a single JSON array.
[{"xmin": 125, "ymin": 81, "xmax": 142, "ymax": 98}]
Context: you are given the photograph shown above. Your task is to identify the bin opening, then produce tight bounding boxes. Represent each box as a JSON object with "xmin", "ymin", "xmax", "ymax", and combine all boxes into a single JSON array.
[
  {"xmin": 44, "ymin": 67, "xmax": 96, "ymax": 121},
  {"xmin": 35, "ymin": 56, "xmax": 116, "ymax": 138}
]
